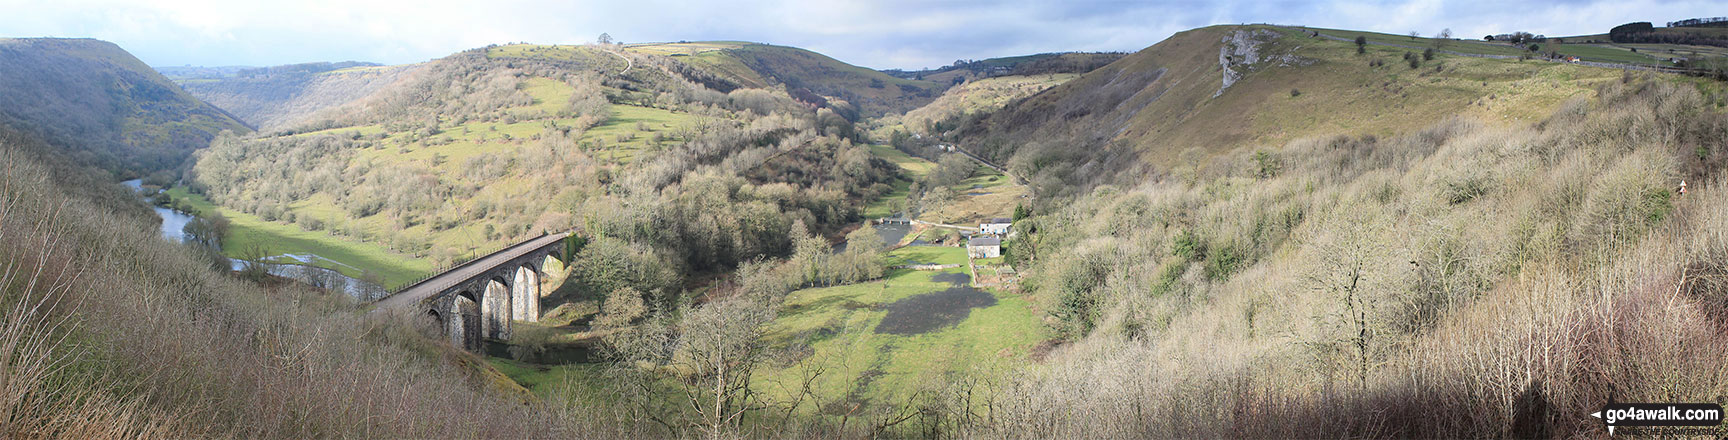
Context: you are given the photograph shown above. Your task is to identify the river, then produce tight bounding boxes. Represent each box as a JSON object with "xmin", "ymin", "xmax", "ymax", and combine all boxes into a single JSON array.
[{"xmin": 122, "ymin": 180, "xmax": 385, "ymax": 300}]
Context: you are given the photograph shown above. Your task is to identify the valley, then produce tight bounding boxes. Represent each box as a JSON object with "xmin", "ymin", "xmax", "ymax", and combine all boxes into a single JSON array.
[{"xmin": 3, "ymin": 6, "xmax": 1728, "ymax": 438}]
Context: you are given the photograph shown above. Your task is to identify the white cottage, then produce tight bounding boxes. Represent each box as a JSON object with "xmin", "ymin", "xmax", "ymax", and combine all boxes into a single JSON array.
[{"xmin": 979, "ymin": 217, "xmax": 1011, "ymax": 236}]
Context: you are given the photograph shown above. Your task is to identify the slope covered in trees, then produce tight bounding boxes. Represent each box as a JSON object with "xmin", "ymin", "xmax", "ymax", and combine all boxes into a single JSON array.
[
  {"xmin": 190, "ymin": 42, "xmax": 901, "ymax": 302},
  {"xmin": 0, "ymin": 38, "xmax": 249, "ymax": 176}
]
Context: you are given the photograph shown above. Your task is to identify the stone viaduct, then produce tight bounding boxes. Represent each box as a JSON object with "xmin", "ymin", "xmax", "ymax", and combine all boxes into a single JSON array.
[{"xmin": 371, "ymin": 231, "xmax": 574, "ymax": 351}]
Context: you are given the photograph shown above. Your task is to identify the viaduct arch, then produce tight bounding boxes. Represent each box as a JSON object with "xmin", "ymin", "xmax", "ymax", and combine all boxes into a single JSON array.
[{"xmin": 372, "ymin": 231, "xmax": 574, "ymax": 351}]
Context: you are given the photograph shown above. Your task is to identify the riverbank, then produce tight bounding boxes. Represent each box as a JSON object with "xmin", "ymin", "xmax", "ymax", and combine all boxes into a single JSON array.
[{"xmin": 163, "ymin": 187, "xmax": 431, "ymax": 286}]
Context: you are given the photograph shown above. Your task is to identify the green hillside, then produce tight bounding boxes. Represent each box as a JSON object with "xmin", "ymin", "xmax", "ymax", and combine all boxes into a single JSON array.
[
  {"xmin": 0, "ymin": 38, "xmax": 249, "ymax": 175},
  {"xmin": 191, "ymin": 43, "xmax": 902, "ymax": 289}
]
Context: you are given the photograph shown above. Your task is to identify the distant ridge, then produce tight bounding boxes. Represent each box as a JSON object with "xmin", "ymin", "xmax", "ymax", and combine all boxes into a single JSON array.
[{"xmin": 0, "ymin": 37, "xmax": 249, "ymax": 175}]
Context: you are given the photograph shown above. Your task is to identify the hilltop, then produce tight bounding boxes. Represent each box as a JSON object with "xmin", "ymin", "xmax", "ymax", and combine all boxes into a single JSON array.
[{"xmin": 0, "ymin": 38, "xmax": 249, "ymax": 176}]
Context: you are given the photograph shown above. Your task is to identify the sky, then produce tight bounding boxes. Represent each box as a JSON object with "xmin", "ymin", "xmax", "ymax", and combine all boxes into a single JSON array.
[{"xmin": 0, "ymin": 0, "xmax": 1719, "ymax": 70}]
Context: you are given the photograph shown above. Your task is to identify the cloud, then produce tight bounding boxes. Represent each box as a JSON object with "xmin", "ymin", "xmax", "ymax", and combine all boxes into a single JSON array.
[{"xmin": 0, "ymin": 0, "xmax": 1717, "ymax": 69}]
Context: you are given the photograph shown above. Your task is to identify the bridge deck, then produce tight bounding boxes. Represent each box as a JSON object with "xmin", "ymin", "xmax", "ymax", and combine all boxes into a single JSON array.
[{"xmin": 371, "ymin": 232, "xmax": 568, "ymax": 311}]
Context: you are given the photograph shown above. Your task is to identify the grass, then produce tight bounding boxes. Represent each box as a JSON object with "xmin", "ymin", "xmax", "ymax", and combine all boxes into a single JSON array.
[
  {"xmin": 483, "ymin": 245, "xmax": 1041, "ymax": 422},
  {"xmin": 862, "ymin": 144, "xmax": 935, "ymax": 218},
  {"xmin": 624, "ymin": 41, "xmax": 752, "ymax": 56},
  {"xmin": 1305, "ymin": 26, "xmax": 1688, "ymax": 67},
  {"xmin": 754, "ymin": 246, "xmax": 1047, "ymax": 415},
  {"xmin": 866, "ymin": 144, "xmax": 935, "ymax": 178},
  {"xmin": 1095, "ymin": 25, "xmax": 1621, "ymax": 167},
  {"xmin": 861, "ymin": 144, "xmax": 1025, "ymax": 223},
  {"xmin": 923, "ymin": 165, "xmax": 1027, "ymax": 225},
  {"xmin": 486, "ymin": 359, "xmax": 612, "ymax": 402},
  {"xmin": 165, "ymin": 187, "xmax": 430, "ymax": 285},
  {"xmin": 902, "ymin": 74, "xmax": 1079, "ymax": 129}
]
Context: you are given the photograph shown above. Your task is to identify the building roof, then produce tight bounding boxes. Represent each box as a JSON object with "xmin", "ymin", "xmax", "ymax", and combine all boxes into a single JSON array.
[
  {"xmin": 968, "ymin": 237, "xmax": 1001, "ymax": 247},
  {"xmin": 984, "ymin": 217, "xmax": 1012, "ymax": 225}
]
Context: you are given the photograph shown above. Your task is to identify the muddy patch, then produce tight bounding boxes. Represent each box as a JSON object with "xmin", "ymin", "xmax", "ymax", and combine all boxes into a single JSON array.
[{"xmin": 874, "ymin": 286, "xmax": 996, "ymax": 335}]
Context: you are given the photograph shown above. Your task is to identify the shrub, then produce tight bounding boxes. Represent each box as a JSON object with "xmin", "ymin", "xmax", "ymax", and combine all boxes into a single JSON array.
[
  {"xmin": 1171, "ymin": 229, "xmax": 1205, "ymax": 260},
  {"xmin": 1202, "ymin": 243, "xmax": 1241, "ymax": 281}
]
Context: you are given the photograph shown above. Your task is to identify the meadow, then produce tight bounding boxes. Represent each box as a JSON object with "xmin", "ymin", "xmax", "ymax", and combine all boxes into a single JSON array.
[
  {"xmin": 1305, "ymin": 26, "xmax": 1685, "ymax": 66},
  {"xmin": 164, "ymin": 186, "xmax": 430, "ymax": 285},
  {"xmin": 753, "ymin": 245, "xmax": 1047, "ymax": 419}
]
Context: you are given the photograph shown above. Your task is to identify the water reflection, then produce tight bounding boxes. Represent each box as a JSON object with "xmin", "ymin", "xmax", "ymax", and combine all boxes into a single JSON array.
[
  {"xmin": 122, "ymin": 179, "xmax": 385, "ymax": 299},
  {"xmin": 121, "ymin": 179, "xmax": 196, "ymax": 243}
]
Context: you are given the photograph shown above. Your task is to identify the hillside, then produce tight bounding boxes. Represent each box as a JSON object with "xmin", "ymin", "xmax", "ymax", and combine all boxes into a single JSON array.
[
  {"xmin": 954, "ymin": 25, "xmax": 1630, "ymax": 197},
  {"xmin": 899, "ymin": 23, "xmax": 1728, "ymax": 437},
  {"xmin": 171, "ymin": 61, "xmax": 419, "ymax": 131},
  {"xmin": 885, "ymin": 52, "xmax": 1126, "ymax": 85},
  {"xmin": 623, "ymin": 41, "xmax": 948, "ymax": 115},
  {"xmin": 0, "ymin": 38, "xmax": 249, "ymax": 175},
  {"xmin": 189, "ymin": 43, "xmax": 901, "ymax": 287},
  {"xmin": 0, "ymin": 120, "xmax": 584, "ymax": 437},
  {"xmin": 894, "ymin": 73, "xmax": 1079, "ymax": 134}
]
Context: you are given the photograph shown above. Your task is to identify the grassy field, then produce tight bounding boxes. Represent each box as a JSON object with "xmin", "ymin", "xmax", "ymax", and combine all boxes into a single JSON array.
[
  {"xmin": 484, "ymin": 245, "xmax": 1044, "ymax": 420},
  {"xmin": 486, "ymin": 359, "xmax": 611, "ymax": 401},
  {"xmin": 1305, "ymin": 26, "xmax": 1685, "ymax": 66},
  {"xmin": 901, "ymin": 74, "xmax": 1079, "ymax": 129},
  {"xmin": 753, "ymin": 245, "xmax": 1047, "ymax": 415},
  {"xmin": 863, "ymin": 144, "xmax": 933, "ymax": 218},
  {"xmin": 861, "ymin": 143, "xmax": 1025, "ymax": 222},
  {"xmin": 922, "ymin": 164, "xmax": 1027, "ymax": 225},
  {"xmin": 624, "ymin": 41, "xmax": 752, "ymax": 56},
  {"xmin": 164, "ymin": 187, "xmax": 431, "ymax": 285}
]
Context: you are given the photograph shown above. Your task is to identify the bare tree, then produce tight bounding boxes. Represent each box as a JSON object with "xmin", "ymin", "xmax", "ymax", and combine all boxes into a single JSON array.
[
  {"xmin": 605, "ymin": 297, "xmax": 776, "ymax": 437},
  {"xmin": 597, "ymin": 33, "xmax": 613, "ymax": 45},
  {"xmin": 1303, "ymin": 210, "xmax": 1404, "ymax": 386}
]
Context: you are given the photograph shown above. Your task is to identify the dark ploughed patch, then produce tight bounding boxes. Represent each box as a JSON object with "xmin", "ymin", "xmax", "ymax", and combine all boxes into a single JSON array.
[
  {"xmin": 930, "ymin": 272, "xmax": 971, "ymax": 285},
  {"xmin": 874, "ymin": 286, "xmax": 996, "ymax": 335}
]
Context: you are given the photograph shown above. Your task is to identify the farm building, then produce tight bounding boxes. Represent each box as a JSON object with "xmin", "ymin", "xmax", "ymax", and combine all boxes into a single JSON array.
[
  {"xmin": 968, "ymin": 236, "xmax": 1001, "ymax": 258},
  {"xmin": 979, "ymin": 218, "xmax": 1011, "ymax": 235}
]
